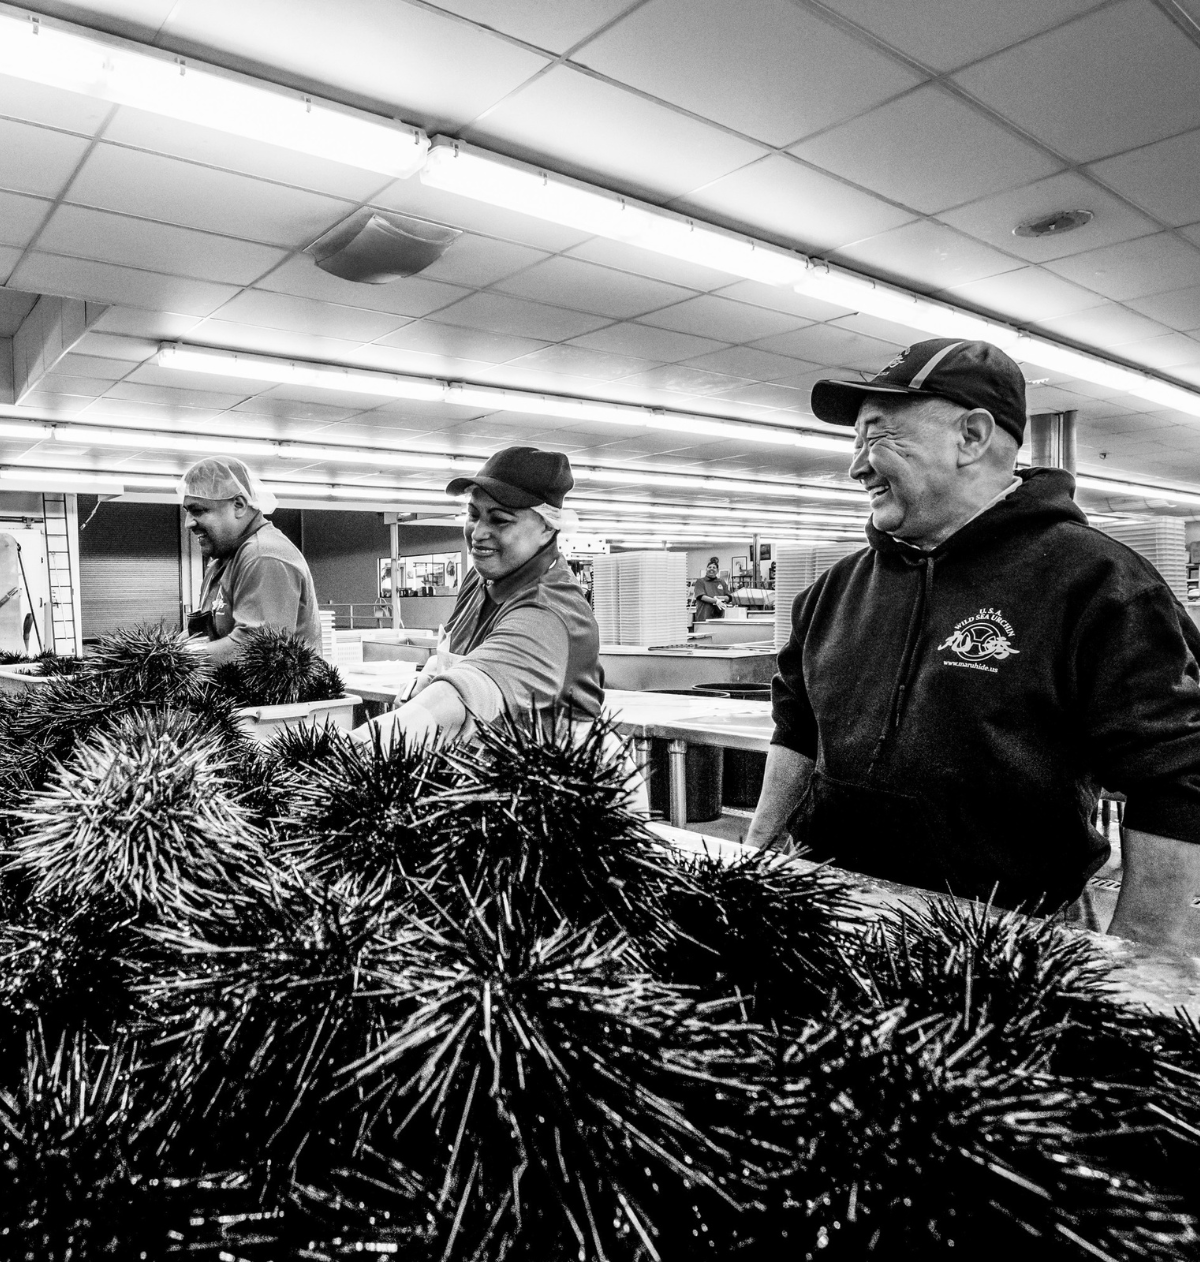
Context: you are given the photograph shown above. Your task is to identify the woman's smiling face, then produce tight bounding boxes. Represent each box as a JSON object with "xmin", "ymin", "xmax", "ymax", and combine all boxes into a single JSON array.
[{"xmin": 464, "ymin": 487, "xmax": 555, "ymax": 580}]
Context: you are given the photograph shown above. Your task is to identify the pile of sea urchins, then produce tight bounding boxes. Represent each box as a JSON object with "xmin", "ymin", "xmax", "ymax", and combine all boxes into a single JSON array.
[{"xmin": 1, "ymin": 625, "xmax": 1198, "ymax": 1260}]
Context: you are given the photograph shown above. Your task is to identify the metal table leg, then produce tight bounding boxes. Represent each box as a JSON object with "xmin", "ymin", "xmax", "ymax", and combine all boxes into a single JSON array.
[{"xmin": 667, "ymin": 738, "xmax": 688, "ymax": 827}]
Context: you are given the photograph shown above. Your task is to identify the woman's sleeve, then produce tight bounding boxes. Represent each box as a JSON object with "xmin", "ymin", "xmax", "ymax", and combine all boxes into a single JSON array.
[{"xmin": 435, "ymin": 605, "xmax": 570, "ymax": 720}]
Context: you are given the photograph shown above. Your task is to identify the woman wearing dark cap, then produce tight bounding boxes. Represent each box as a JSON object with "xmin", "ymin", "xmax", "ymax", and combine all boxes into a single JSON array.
[{"xmin": 358, "ymin": 446, "xmax": 603, "ymax": 749}]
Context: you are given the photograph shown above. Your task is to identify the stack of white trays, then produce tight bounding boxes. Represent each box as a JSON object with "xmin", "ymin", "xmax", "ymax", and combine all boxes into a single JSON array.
[
  {"xmin": 617, "ymin": 551, "xmax": 688, "ymax": 646},
  {"xmin": 1099, "ymin": 518, "xmax": 1187, "ymax": 601},
  {"xmin": 772, "ymin": 543, "xmax": 862, "ymax": 648},
  {"xmin": 592, "ymin": 554, "xmax": 621, "ymax": 644}
]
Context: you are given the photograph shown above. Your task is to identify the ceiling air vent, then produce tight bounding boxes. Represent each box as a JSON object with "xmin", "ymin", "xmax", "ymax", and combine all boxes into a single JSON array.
[
  {"xmin": 306, "ymin": 209, "xmax": 461, "ymax": 283},
  {"xmin": 1014, "ymin": 209, "xmax": 1093, "ymax": 239}
]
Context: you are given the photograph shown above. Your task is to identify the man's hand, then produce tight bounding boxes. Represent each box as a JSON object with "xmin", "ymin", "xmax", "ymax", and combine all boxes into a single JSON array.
[{"xmin": 745, "ymin": 745, "xmax": 814, "ymax": 852}]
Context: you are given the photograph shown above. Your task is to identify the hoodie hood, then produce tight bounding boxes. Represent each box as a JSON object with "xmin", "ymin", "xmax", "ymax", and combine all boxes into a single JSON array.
[{"xmin": 867, "ymin": 466, "xmax": 1087, "ymax": 560}]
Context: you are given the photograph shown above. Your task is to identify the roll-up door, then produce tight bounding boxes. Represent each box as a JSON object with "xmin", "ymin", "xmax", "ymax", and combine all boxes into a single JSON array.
[{"xmin": 78, "ymin": 498, "xmax": 182, "ymax": 639}]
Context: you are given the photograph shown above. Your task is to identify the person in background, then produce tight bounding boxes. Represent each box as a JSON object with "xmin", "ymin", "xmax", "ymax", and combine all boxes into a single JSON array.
[
  {"xmin": 358, "ymin": 446, "xmax": 602, "ymax": 749},
  {"xmin": 179, "ymin": 457, "xmax": 320, "ymax": 665},
  {"xmin": 747, "ymin": 337, "xmax": 1200, "ymax": 951},
  {"xmin": 693, "ymin": 557, "xmax": 731, "ymax": 622}
]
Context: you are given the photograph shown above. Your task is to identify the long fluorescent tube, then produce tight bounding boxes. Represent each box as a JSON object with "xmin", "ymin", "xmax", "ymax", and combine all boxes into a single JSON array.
[
  {"xmin": 0, "ymin": 5, "xmax": 429, "ymax": 176},
  {"xmin": 420, "ymin": 139, "xmax": 810, "ymax": 286},
  {"xmin": 1075, "ymin": 473, "xmax": 1200, "ymax": 507},
  {"xmin": 0, "ymin": 467, "xmax": 125, "ymax": 494},
  {"xmin": 416, "ymin": 138, "xmax": 1200, "ymax": 417},
  {"xmin": 793, "ymin": 264, "xmax": 1200, "ymax": 418},
  {"xmin": 156, "ymin": 344, "xmax": 853, "ymax": 454}
]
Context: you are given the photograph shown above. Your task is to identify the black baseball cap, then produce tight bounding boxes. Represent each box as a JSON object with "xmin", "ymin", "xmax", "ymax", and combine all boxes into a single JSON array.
[
  {"xmin": 810, "ymin": 338, "xmax": 1028, "ymax": 443},
  {"xmin": 446, "ymin": 446, "xmax": 574, "ymax": 508}
]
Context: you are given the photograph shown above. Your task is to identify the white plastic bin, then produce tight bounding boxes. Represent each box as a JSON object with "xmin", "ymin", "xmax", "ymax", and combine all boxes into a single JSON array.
[
  {"xmin": 235, "ymin": 693, "xmax": 362, "ymax": 743},
  {"xmin": 0, "ymin": 665, "xmax": 50, "ymax": 694}
]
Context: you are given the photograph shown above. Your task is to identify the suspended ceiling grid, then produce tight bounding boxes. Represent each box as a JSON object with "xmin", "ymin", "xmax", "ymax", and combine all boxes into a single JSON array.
[{"xmin": 0, "ymin": 0, "xmax": 1198, "ymax": 526}]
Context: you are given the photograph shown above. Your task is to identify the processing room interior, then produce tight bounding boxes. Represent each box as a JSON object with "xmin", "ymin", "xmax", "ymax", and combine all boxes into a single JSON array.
[{"xmin": 3, "ymin": 1, "xmax": 1200, "ymax": 1257}]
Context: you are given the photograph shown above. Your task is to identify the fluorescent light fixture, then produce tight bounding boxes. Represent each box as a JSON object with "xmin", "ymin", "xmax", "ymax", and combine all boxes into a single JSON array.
[
  {"xmin": 794, "ymin": 262, "xmax": 1200, "ymax": 418},
  {"xmin": 0, "ymin": 419, "xmax": 52, "ymax": 441},
  {"xmin": 1075, "ymin": 472, "xmax": 1200, "ymax": 507},
  {"xmin": 417, "ymin": 138, "xmax": 1200, "ymax": 418},
  {"xmin": 0, "ymin": 467, "xmax": 124, "ymax": 494},
  {"xmin": 0, "ymin": 5, "xmax": 428, "ymax": 175},
  {"xmin": 156, "ymin": 344, "xmax": 444, "ymax": 402},
  {"xmin": 420, "ymin": 138, "xmax": 810, "ymax": 286},
  {"xmin": 157, "ymin": 343, "xmax": 852, "ymax": 454}
]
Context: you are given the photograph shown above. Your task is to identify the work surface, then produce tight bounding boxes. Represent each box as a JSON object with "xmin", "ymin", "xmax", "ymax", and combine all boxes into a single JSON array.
[{"xmin": 655, "ymin": 824, "xmax": 1200, "ymax": 1018}]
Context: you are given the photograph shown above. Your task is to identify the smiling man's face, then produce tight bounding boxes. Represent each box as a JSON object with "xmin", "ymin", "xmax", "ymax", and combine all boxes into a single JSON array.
[{"xmin": 849, "ymin": 396, "xmax": 965, "ymax": 547}]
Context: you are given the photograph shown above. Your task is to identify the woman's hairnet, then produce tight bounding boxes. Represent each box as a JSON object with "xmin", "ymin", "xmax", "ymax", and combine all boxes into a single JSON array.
[{"xmin": 177, "ymin": 457, "xmax": 278, "ymax": 515}]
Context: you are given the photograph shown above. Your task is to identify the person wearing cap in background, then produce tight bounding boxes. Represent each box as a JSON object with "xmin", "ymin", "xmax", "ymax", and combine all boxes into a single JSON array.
[
  {"xmin": 179, "ymin": 457, "xmax": 321, "ymax": 665},
  {"xmin": 693, "ymin": 557, "xmax": 731, "ymax": 622},
  {"xmin": 746, "ymin": 338, "xmax": 1200, "ymax": 951},
  {"xmin": 358, "ymin": 446, "xmax": 603, "ymax": 749}
]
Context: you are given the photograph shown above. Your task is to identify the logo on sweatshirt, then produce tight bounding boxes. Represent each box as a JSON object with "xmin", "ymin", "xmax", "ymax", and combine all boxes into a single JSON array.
[
  {"xmin": 937, "ymin": 607, "xmax": 1019, "ymax": 674},
  {"xmin": 210, "ymin": 590, "xmax": 228, "ymax": 616}
]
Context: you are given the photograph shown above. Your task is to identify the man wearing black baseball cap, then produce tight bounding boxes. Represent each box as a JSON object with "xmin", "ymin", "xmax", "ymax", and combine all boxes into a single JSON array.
[
  {"xmin": 748, "ymin": 338, "xmax": 1200, "ymax": 950},
  {"xmin": 356, "ymin": 446, "xmax": 603, "ymax": 748}
]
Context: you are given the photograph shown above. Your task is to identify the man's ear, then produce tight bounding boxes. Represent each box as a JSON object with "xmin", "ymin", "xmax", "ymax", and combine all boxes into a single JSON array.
[
  {"xmin": 957, "ymin": 408, "xmax": 996, "ymax": 465},
  {"xmin": 230, "ymin": 494, "xmax": 250, "ymax": 517}
]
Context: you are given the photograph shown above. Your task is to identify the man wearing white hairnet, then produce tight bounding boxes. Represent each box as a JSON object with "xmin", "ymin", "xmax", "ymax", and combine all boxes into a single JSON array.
[{"xmin": 179, "ymin": 457, "xmax": 320, "ymax": 665}]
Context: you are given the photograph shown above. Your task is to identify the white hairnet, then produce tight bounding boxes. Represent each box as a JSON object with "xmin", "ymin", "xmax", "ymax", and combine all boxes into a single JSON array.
[
  {"xmin": 177, "ymin": 457, "xmax": 277, "ymax": 515},
  {"xmin": 531, "ymin": 501, "xmax": 579, "ymax": 536}
]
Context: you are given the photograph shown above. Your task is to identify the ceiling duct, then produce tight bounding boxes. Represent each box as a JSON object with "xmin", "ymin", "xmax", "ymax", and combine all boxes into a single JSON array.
[{"xmin": 305, "ymin": 209, "xmax": 461, "ymax": 283}]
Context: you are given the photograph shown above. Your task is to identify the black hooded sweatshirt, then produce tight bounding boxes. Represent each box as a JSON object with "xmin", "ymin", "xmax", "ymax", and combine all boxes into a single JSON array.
[{"xmin": 772, "ymin": 467, "xmax": 1200, "ymax": 910}]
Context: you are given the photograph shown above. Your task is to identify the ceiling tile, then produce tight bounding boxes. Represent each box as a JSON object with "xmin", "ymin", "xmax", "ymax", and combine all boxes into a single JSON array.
[
  {"xmin": 502, "ymin": 343, "xmax": 659, "ymax": 382},
  {"xmin": 464, "ymin": 66, "xmax": 768, "ymax": 202},
  {"xmin": 213, "ymin": 289, "xmax": 411, "ymax": 341},
  {"xmin": 420, "ymin": 233, "xmax": 548, "ymax": 288},
  {"xmin": 430, "ymin": 0, "xmax": 634, "ymax": 53},
  {"xmin": 563, "ymin": 237, "xmax": 731, "ymax": 291},
  {"xmin": 9, "ymin": 252, "xmax": 241, "ymax": 317},
  {"xmin": 679, "ymin": 345, "xmax": 815, "ymax": 382},
  {"xmin": 1044, "ymin": 233, "xmax": 1200, "ymax": 301},
  {"xmin": 67, "ymin": 144, "xmax": 355, "ymax": 246},
  {"xmin": 1183, "ymin": 223, "xmax": 1200, "ymax": 249},
  {"xmin": 162, "ymin": 0, "xmax": 548, "ymax": 132},
  {"xmin": 102, "ymin": 107, "xmax": 393, "ymax": 202},
  {"xmin": 0, "ymin": 116, "xmax": 90, "ymax": 198},
  {"xmin": 711, "ymin": 280, "xmax": 853, "ymax": 322},
  {"xmin": 1034, "ymin": 303, "xmax": 1172, "ymax": 349},
  {"xmin": 0, "ymin": 190, "xmax": 50, "ymax": 249},
  {"xmin": 831, "ymin": 220, "xmax": 1022, "ymax": 291},
  {"xmin": 105, "ymin": 379, "xmax": 250, "ymax": 410},
  {"xmin": 36, "ymin": 373, "xmax": 116, "ymax": 398},
  {"xmin": 0, "ymin": 71, "xmax": 115, "ymax": 134},
  {"xmin": 253, "ymin": 255, "xmax": 469, "ymax": 319},
  {"xmin": 828, "ymin": 310, "xmax": 937, "ymax": 347},
  {"xmin": 1087, "ymin": 129, "xmax": 1200, "ymax": 227},
  {"xmin": 673, "ymin": 154, "xmax": 915, "ymax": 254},
  {"xmin": 37, "ymin": 204, "xmax": 288, "ymax": 285},
  {"xmin": 1126, "ymin": 285, "xmax": 1200, "ymax": 333},
  {"xmin": 12, "ymin": 2, "xmax": 180, "ymax": 39},
  {"xmin": 575, "ymin": 0, "xmax": 920, "ymax": 147},
  {"xmin": 937, "ymin": 170, "xmax": 1160, "ymax": 263},
  {"xmin": 494, "ymin": 255, "xmax": 694, "ymax": 319},
  {"xmin": 953, "ymin": 0, "xmax": 1200, "ymax": 163},
  {"xmin": 185, "ymin": 317, "xmax": 368, "ymax": 363},
  {"xmin": 639, "ymin": 294, "xmax": 806, "ymax": 343},
  {"xmin": 750, "ymin": 324, "xmax": 902, "ymax": 370},
  {"xmin": 790, "ymin": 85, "xmax": 1062, "ymax": 215},
  {"xmin": 568, "ymin": 322, "xmax": 729, "ymax": 362},
  {"xmin": 374, "ymin": 178, "xmax": 591, "ymax": 253},
  {"xmin": 939, "ymin": 265, "xmax": 1108, "ymax": 322},
  {"xmin": 1114, "ymin": 332, "xmax": 1200, "ymax": 371},
  {"xmin": 610, "ymin": 364, "xmax": 750, "ymax": 398},
  {"xmin": 89, "ymin": 306, "xmax": 205, "ymax": 340},
  {"xmin": 430, "ymin": 291, "xmax": 611, "ymax": 340},
  {"xmin": 55, "ymin": 351, "xmax": 139, "ymax": 380},
  {"xmin": 375, "ymin": 319, "xmax": 548, "ymax": 364},
  {"xmin": 819, "ymin": 0, "xmax": 1103, "ymax": 74}
]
